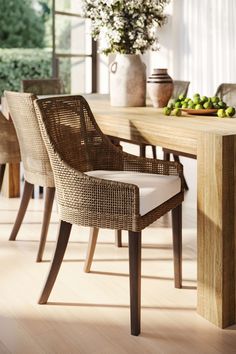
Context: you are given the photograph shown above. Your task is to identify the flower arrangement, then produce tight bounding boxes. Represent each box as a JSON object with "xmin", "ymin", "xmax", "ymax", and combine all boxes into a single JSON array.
[{"xmin": 82, "ymin": 0, "xmax": 170, "ymax": 55}]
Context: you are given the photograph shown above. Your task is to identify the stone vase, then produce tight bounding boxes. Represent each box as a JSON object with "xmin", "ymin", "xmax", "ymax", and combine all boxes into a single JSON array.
[
  {"xmin": 147, "ymin": 68, "xmax": 173, "ymax": 108},
  {"xmin": 109, "ymin": 54, "xmax": 146, "ymax": 107}
]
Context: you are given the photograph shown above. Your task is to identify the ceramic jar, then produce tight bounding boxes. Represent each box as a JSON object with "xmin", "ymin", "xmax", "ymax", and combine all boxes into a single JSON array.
[
  {"xmin": 147, "ymin": 68, "xmax": 173, "ymax": 108},
  {"xmin": 109, "ymin": 54, "xmax": 146, "ymax": 107}
]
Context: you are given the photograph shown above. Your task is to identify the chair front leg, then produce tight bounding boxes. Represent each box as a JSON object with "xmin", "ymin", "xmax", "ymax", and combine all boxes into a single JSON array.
[
  {"xmin": 171, "ymin": 204, "xmax": 182, "ymax": 288},
  {"xmin": 115, "ymin": 229, "xmax": 122, "ymax": 247},
  {"xmin": 128, "ymin": 230, "xmax": 142, "ymax": 336},
  {"xmin": 38, "ymin": 220, "xmax": 72, "ymax": 304},
  {"xmin": 84, "ymin": 227, "xmax": 99, "ymax": 273},
  {"xmin": 36, "ymin": 187, "xmax": 55, "ymax": 262}
]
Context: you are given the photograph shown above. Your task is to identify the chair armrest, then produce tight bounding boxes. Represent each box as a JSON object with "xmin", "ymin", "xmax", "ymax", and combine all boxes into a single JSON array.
[{"xmin": 55, "ymin": 159, "xmax": 140, "ymax": 218}]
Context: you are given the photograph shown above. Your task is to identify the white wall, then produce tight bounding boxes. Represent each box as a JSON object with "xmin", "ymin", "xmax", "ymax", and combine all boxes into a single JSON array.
[{"xmin": 151, "ymin": 0, "xmax": 236, "ymax": 96}]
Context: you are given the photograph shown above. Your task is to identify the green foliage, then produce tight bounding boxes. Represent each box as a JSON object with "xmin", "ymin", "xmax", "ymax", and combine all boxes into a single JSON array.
[
  {"xmin": 0, "ymin": 0, "xmax": 47, "ymax": 48},
  {"xmin": 0, "ymin": 49, "xmax": 52, "ymax": 96}
]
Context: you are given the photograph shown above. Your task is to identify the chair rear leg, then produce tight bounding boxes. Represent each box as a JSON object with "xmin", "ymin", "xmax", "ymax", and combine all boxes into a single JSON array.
[
  {"xmin": 139, "ymin": 145, "xmax": 146, "ymax": 157},
  {"xmin": 9, "ymin": 181, "xmax": 34, "ymax": 241},
  {"xmin": 36, "ymin": 187, "xmax": 55, "ymax": 262},
  {"xmin": 0, "ymin": 164, "xmax": 6, "ymax": 191},
  {"xmin": 38, "ymin": 220, "xmax": 72, "ymax": 304},
  {"xmin": 151, "ymin": 145, "xmax": 157, "ymax": 159},
  {"xmin": 115, "ymin": 229, "xmax": 122, "ymax": 247},
  {"xmin": 163, "ymin": 150, "xmax": 170, "ymax": 161},
  {"xmin": 171, "ymin": 204, "xmax": 182, "ymax": 288},
  {"xmin": 84, "ymin": 227, "xmax": 99, "ymax": 273},
  {"xmin": 128, "ymin": 231, "xmax": 142, "ymax": 336}
]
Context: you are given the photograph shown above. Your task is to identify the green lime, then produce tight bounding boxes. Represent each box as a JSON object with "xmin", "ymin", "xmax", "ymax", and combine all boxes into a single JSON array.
[
  {"xmin": 201, "ymin": 96, "xmax": 208, "ymax": 103},
  {"xmin": 163, "ymin": 107, "xmax": 172, "ymax": 116},
  {"xmin": 195, "ymin": 104, "xmax": 203, "ymax": 109},
  {"xmin": 211, "ymin": 96, "xmax": 219, "ymax": 103},
  {"xmin": 203, "ymin": 101, "xmax": 213, "ymax": 109},
  {"xmin": 225, "ymin": 106, "xmax": 236, "ymax": 117},
  {"xmin": 213, "ymin": 103, "xmax": 220, "ymax": 109},
  {"xmin": 175, "ymin": 101, "xmax": 182, "ymax": 108},
  {"xmin": 193, "ymin": 93, "xmax": 200, "ymax": 98},
  {"xmin": 193, "ymin": 97, "xmax": 201, "ymax": 104},
  {"xmin": 218, "ymin": 101, "xmax": 227, "ymax": 108},
  {"xmin": 184, "ymin": 97, "xmax": 190, "ymax": 102},
  {"xmin": 181, "ymin": 102, "xmax": 188, "ymax": 109},
  {"xmin": 217, "ymin": 109, "xmax": 226, "ymax": 118},
  {"xmin": 188, "ymin": 101, "xmax": 195, "ymax": 109},
  {"xmin": 173, "ymin": 108, "xmax": 182, "ymax": 116}
]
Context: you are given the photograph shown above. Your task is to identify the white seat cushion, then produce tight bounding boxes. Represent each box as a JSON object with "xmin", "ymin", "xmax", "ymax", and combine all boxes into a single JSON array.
[{"xmin": 85, "ymin": 170, "xmax": 181, "ymax": 216}]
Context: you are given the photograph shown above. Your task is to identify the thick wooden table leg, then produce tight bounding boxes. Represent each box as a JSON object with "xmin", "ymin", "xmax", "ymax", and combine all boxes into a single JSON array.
[
  {"xmin": 1, "ymin": 162, "xmax": 20, "ymax": 198},
  {"xmin": 197, "ymin": 132, "xmax": 236, "ymax": 328}
]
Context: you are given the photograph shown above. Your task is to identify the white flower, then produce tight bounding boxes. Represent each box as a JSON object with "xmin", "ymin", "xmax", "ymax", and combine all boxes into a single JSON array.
[{"xmin": 82, "ymin": 0, "xmax": 170, "ymax": 54}]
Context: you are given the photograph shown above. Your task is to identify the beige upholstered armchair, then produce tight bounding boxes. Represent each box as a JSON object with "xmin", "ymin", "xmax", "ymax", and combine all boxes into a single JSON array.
[{"xmin": 35, "ymin": 95, "xmax": 184, "ymax": 336}]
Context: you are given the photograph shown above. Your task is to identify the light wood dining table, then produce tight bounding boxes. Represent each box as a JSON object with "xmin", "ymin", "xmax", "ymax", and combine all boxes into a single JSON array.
[
  {"xmin": 85, "ymin": 94, "xmax": 236, "ymax": 330},
  {"xmin": 2, "ymin": 93, "xmax": 236, "ymax": 330}
]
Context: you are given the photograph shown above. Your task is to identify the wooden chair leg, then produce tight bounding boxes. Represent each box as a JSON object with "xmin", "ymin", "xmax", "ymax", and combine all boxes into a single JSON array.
[
  {"xmin": 139, "ymin": 145, "xmax": 146, "ymax": 157},
  {"xmin": 128, "ymin": 230, "xmax": 141, "ymax": 336},
  {"xmin": 115, "ymin": 229, "xmax": 122, "ymax": 247},
  {"xmin": 171, "ymin": 204, "xmax": 182, "ymax": 288},
  {"xmin": 173, "ymin": 154, "xmax": 189, "ymax": 190},
  {"xmin": 9, "ymin": 181, "xmax": 34, "ymax": 241},
  {"xmin": 38, "ymin": 220, "xmax": 72, "ymax": 304},
  {"xmin": 39, "ymin": 186, "xmax": 44, "ymax": 195},
  {"xmin": 36, "ymin": 187, "xmax": 55, "ymax": 262},
  {"xmin": 84, "ymin": 227, "xmax": 99, "ymax": 273},
  {"xmin": 151, "ymin": 145, "xmax": 157, "ymax": 159},
  {"xmin": 0, "ymin": 164, "xmax": 6, "ymax": 191},
  {"xmin": 163, "ymin": 151, "xmax": 170, "ymax": 161}
]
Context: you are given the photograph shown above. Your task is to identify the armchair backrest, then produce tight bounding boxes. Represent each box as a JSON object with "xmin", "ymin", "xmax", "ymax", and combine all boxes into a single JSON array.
[
  {"xmin": 34, "ymin": 95, "xmax": 123, "ymax": 173},
  {"xmin": 21, "ymin": 78, "xmax": 63, "ymax": 96},
  {"xmin": 215, "ymin": 83, "xmax": 236, "ymax": 107},
  {"xmin": 4, "ymin": 91, "xmax": 54, "ymax": 187}
]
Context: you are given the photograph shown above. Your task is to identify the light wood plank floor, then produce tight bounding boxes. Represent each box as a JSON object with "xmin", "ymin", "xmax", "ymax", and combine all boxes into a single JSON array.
[{"xmin": 0, "ymin": 147, "xmax": 235, "ymax": 354}]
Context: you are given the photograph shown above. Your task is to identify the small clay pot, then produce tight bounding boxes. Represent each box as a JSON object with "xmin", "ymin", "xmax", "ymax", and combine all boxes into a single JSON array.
[{"xmin": 147, "ymin": 68, "xmax": 173, "ymax": 108}]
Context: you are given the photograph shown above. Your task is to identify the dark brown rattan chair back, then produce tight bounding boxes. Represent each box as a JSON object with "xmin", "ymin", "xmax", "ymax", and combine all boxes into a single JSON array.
[
  {"xmin": 21, "ymin": 78, "xmax": 62, "ymax": 96},
  {"xmin": 34, "ymin": 95, "xmax": 123, "ymax": 173},
  {"xmin": 4, "ymin": 91, "xmax": 54, "ymax": 187},
  {"xmin": 0, "ymin": 111, "xmax": 20, "ymax": 164},
  {"xmin": 215, "ymin": 83, "xmax": 236, "ymax": 107}
]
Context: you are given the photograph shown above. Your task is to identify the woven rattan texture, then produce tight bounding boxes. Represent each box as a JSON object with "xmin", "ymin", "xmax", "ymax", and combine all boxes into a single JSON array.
[
  {"xmin": 215, "ymin": 83, "xmax": 236, "ymax": 107},
  {"xmin": 0, "ymin": 111, "xmax": 20, "ymax": 164},
  {"xmin": 21, "ymin": 78, "xmax": 62, "ymax": 96},
  {"xmin": 35, "ymin": 95, "xmax": 184, "ymax": 231},
  {"xmin": 4, "ymin": 91, "xmax": 54, "ymax": 187}
]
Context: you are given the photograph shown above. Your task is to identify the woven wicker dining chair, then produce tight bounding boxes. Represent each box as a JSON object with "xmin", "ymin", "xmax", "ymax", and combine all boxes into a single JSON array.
[
  {"xmin": 0, "ymin": 111, "xmax": 21, "ymax": 191},
  {"xmin": 4, "ymin": 91, "xmax": 56, "ymax": 262},
  {"xmin": 21, "ymin": 78, "xmax": 63, "ymax": 196},
  {"xmin": 215, "ymin": 83, "xmax": 236, "ymax": 107},
  {"xmin": 34, "ymin": 95, "xmax": 184, "ymax": 336},
  {"xmin": 21, "ymin": 78, "xmax": 62, "ymax": 96}
]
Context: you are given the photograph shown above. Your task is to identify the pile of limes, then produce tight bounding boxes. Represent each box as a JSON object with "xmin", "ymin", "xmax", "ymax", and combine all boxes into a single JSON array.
[{"xmin": 163, "ymin": 93, "xmax": 235, "ymax": 118}]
